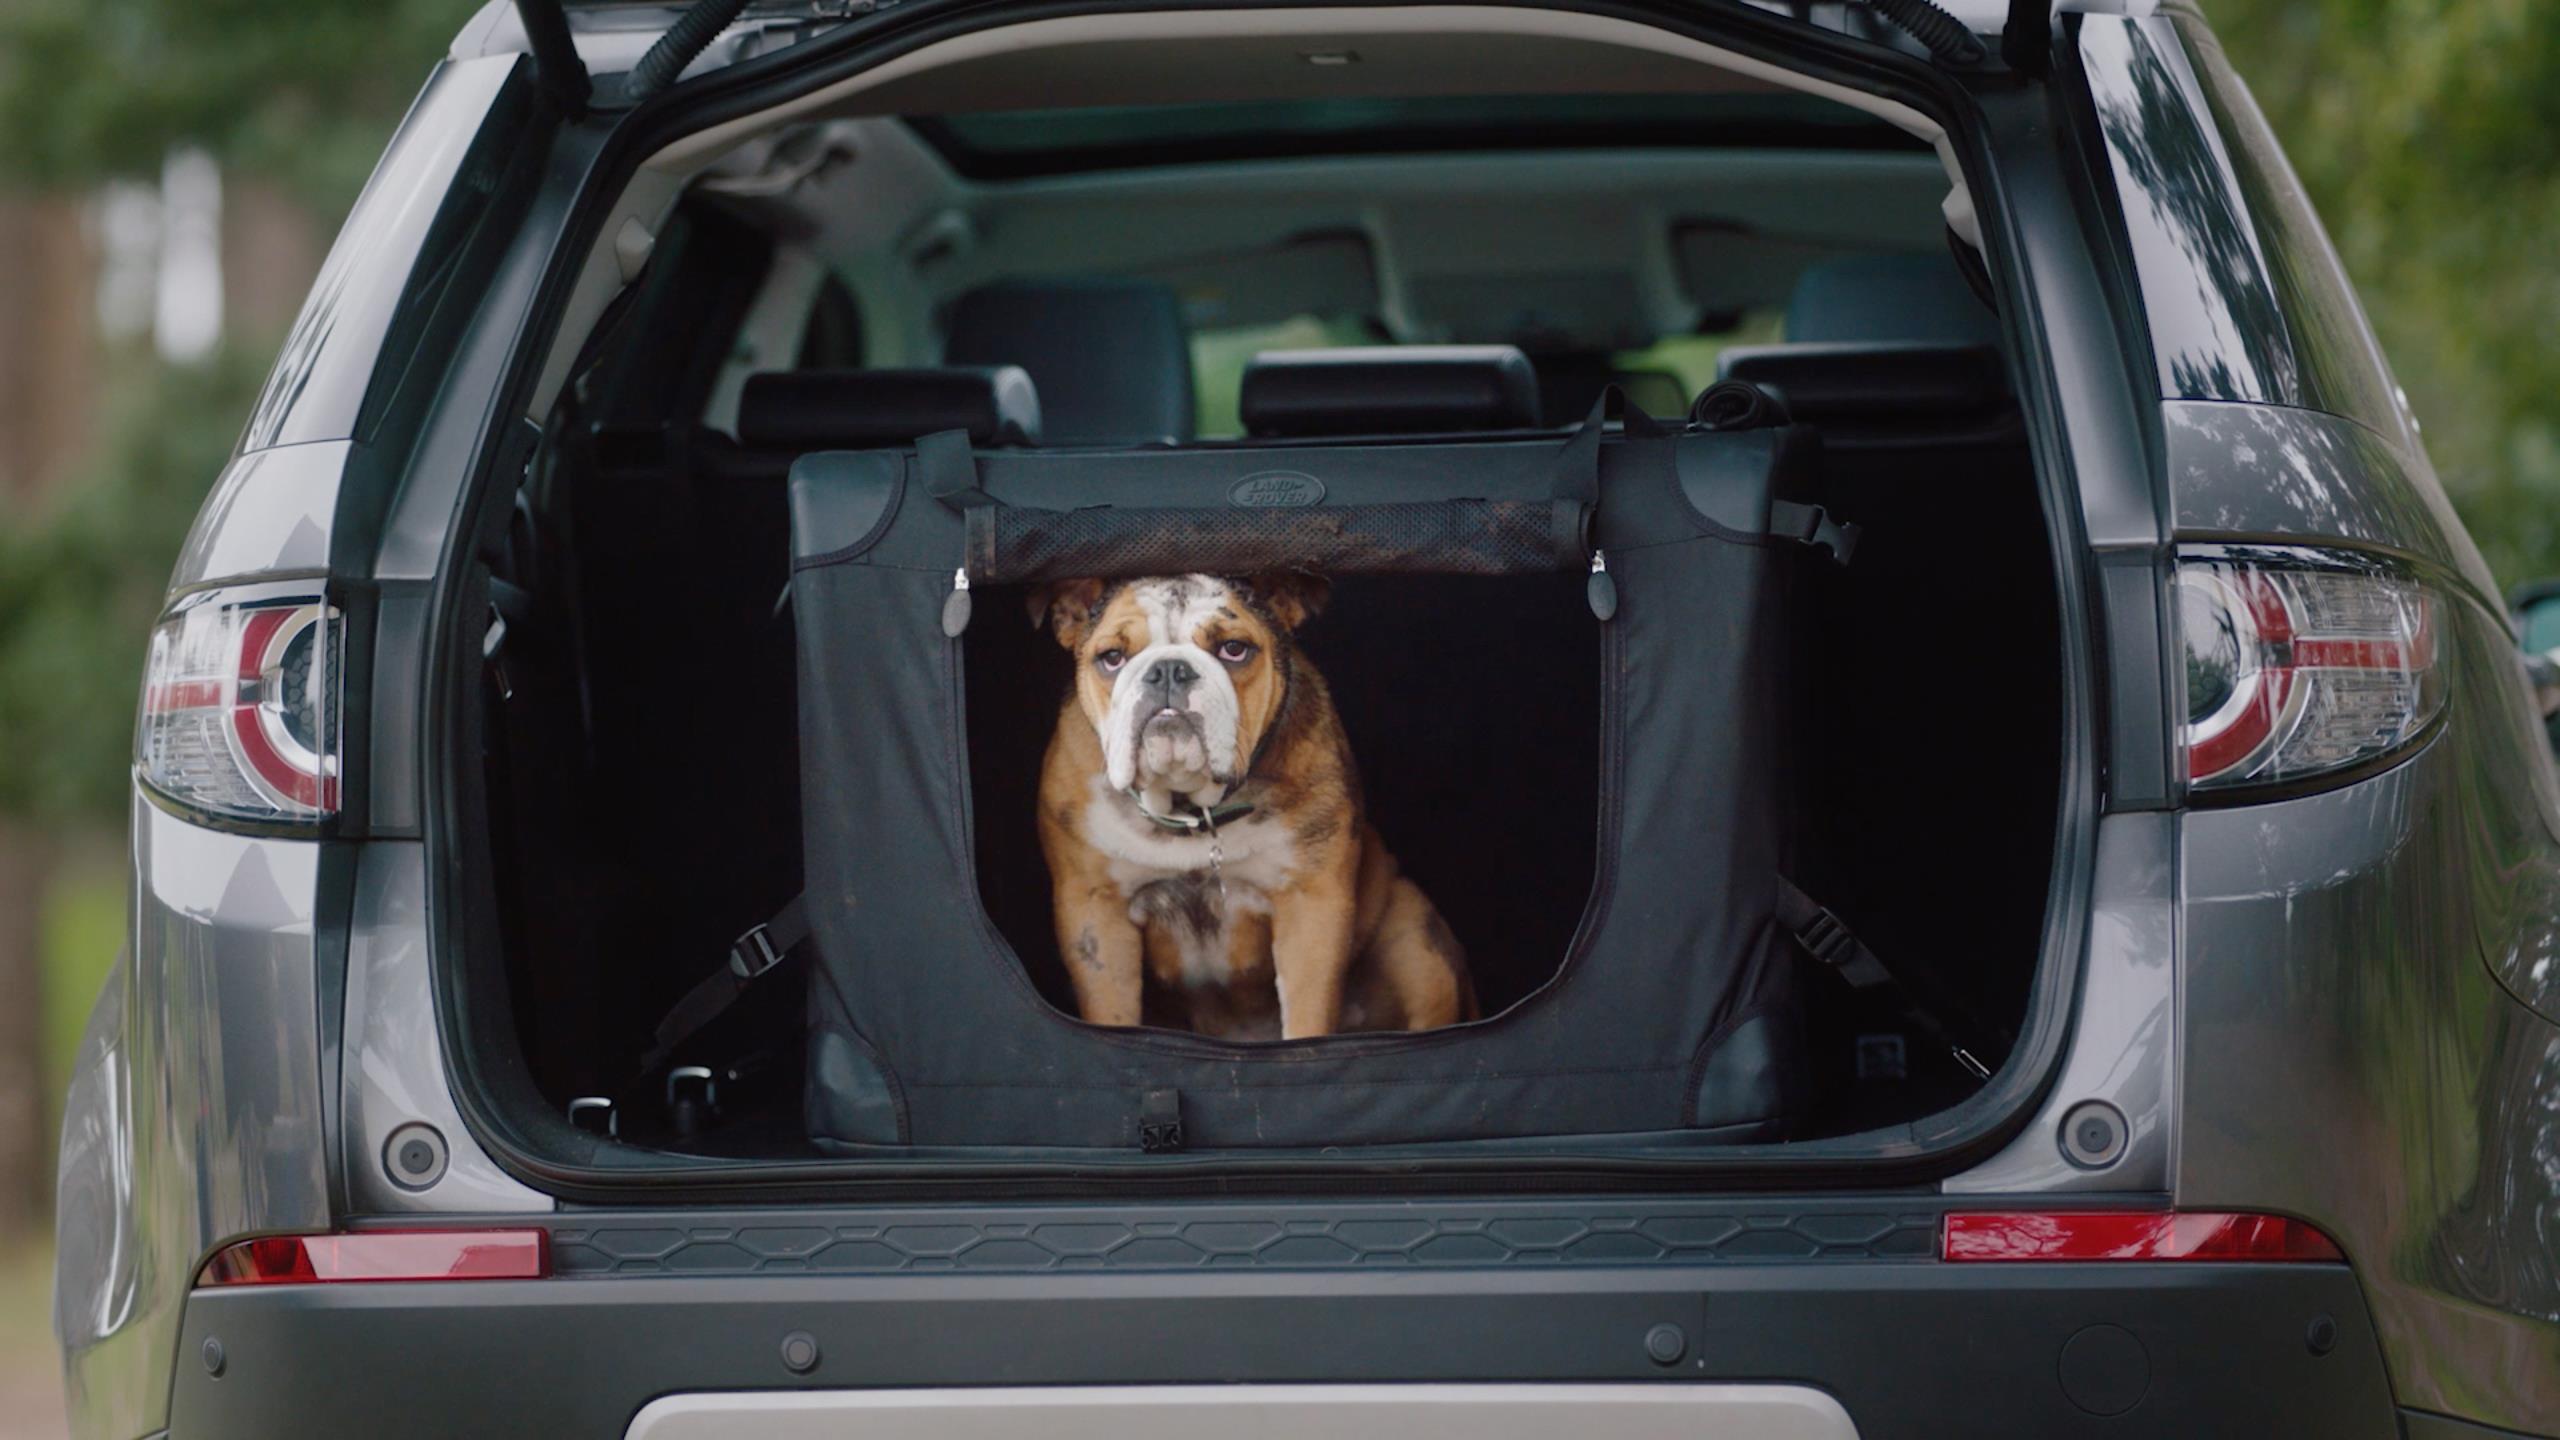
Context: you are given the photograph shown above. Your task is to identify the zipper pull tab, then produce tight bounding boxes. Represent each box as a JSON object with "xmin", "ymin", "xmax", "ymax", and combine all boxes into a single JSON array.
[
  {"xmin": 942, "ymin": 567, "xmax": 974, "ymax": 637},
  {"xmin": 1586, "ymin": 549, "xmax": 1618, "ymax": 621}
]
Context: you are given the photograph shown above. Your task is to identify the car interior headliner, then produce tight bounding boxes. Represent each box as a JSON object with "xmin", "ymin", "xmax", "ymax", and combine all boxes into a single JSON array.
[{"xmin": 529, "ymin": 4, "xmax": 1974, "ymax": 414}]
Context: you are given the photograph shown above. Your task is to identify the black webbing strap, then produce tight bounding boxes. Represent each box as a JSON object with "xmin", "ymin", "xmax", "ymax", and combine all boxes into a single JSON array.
[
  {"xmin": 637, "ymin": 894, "xmax": 812, "ymax": 1078},
  {"xmin": 1776, "ymin": 877, "xmax": 1991, "ymax": 1081},
  {"xmin": 1553, "ymin": 385, "xmax": 1670, "ymax": 507},
  {"xmin": 918, "ymin": 427, "xmax": 991, "ymax": 510}
]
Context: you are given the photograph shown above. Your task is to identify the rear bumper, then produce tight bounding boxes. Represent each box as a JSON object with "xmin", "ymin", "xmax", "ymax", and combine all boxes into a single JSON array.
[{"xmin": 171, "ymin": 1236, "xmax": 2401, "ymax": 1439}]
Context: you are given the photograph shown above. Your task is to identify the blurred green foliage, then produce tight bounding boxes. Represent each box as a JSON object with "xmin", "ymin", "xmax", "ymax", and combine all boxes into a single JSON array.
[
  {"xmin": 0, "ymin": 0, "xmax": 471, "ymax": 209},
  {"xmin": 0, "ymin": 351, "xmax": 269, "ymax": 818},
  {"xmin": 2211, "ymin": 0, "xmax": 2560, "ymax": 591},
  {"xmin": 0, "ymin": 1, "xmax": 468, "ymax": 822},
  {"xmin": 39, "ymin": 865, "xmax": 119, "ymax": 1116}
]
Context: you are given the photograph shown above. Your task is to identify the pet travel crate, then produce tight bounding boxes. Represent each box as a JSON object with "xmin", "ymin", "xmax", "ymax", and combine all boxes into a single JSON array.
[{"xmin": 770, "ymin": 399, "xmax": 1866, "ymax": 1151}]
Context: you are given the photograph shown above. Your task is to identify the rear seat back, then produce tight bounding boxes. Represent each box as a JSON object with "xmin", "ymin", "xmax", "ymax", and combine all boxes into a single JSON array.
[
  {"xmin": 945, "ymin": 278, "xmax": 1193, "ymax": 445},
  {"xmin": 1781, "ymin": 252, "xmax": 2000, "ymax": 346}
]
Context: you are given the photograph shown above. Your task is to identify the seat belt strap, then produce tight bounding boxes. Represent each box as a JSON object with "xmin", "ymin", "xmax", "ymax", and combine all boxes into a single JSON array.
[
  {"xmin": 1776, "ymin": 877, "xmax": 1991, "ymax": 1081},
  {"xmin": 637, "ymin": 894, "xmax": 812, "ymax": 1077}
]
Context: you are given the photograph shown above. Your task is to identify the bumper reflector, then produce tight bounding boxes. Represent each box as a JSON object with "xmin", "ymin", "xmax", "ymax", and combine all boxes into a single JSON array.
[
  {"xmin": 197, "ymin": 1229, "xmax": 550, "ymax": 1287},
  {"xmin": 1942, "ymin": 1211, "xmax": 2343, "ymax": 1263}
]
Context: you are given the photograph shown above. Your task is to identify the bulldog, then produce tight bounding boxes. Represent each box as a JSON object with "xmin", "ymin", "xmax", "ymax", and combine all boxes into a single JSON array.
[{"xmin": 1031, "ymin": 572, "xmax": 1476, "ymax": 1040}]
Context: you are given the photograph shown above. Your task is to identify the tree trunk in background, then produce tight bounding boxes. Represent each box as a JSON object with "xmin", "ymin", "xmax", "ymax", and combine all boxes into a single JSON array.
[
  {"xmin": 0, "ymin": 192, "xmax": 99, "ymax": 1236},
  {"xmin": 222, "ymin": 177, "xmax": 323, "ymax": 344},
  {"xmin": 0, "ymin": 823, "xmax": 52, "ymax": 1238},
  {"xmin": 0, "ymin": 194, "xmax": 97, "ymax": 503}
]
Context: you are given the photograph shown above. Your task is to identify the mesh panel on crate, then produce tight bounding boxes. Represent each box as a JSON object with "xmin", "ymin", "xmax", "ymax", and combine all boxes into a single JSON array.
[{"xmin": 966, "ymin": 498, "xmax": 1584, "ymax": 584}]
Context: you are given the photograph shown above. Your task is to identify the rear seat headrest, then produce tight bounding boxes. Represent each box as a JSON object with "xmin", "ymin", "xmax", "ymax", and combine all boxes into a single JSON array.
[
  {"xmin": 737, "ymin": 367, "xmax": 1041, "ymax": 449},
  {"xmin": 1240, "ymin": 346, "xmax": 1540, "ymax": 438},
  {"xmin": 1715, "ymin": 342, "xmax": 2009, "ymax": 421}
]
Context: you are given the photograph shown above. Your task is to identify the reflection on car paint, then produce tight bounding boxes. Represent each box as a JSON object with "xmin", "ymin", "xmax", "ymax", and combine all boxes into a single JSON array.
[
  {"xmin": 2163, "ymin": 401, "xmax": 2498, "ymax": 610},
  {"xmin": 238, "ymin": 57, "xmax": 517, "ymax": 454},
  {"xmin": 54, "ymin": 796, "xmax": 332, "ymax": 1440},
  {"xmin": 169, "ymin": 441, "xmax": 350, "ymax": 590},
  {"xmin": 2181, "ymin": 604, "xmax": 2560, "ymax": 1422}
]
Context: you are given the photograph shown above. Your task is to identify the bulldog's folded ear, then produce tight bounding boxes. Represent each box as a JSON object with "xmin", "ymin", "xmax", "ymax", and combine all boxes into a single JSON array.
[
  {"xmin": 1243, "ymin": 569, "xmax": 1330, "ymax": 633},
  {"xmin": 1029, "ymin": 577, "xmax": 1110, "ymax": 649}
]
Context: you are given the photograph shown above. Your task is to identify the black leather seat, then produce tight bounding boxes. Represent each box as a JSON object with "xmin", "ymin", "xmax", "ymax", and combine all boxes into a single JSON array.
[
  {"xmin": 943, "ymin": 278, "xmax": 1194, "ymax": 445},
  {"xmin": 1238, "ymin": 345, "xmax": 1542, "ymax": 437}
]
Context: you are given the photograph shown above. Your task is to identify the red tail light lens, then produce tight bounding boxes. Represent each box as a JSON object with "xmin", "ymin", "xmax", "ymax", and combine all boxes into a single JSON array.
[
  {"xmin": 138, "ymin": 589, "xmax": 341, "ymax": 824},
  {"xmin": 1942, "ymin": 1211, "xmax": 2344, "ymax": 1263},
  {"xmin": 2176, "ymin": 546, "xmax": 2443, "ymax": 793},
  {"xmin": 197, "ymin": 1230, "xmax": 549, "ymax": 1287}
]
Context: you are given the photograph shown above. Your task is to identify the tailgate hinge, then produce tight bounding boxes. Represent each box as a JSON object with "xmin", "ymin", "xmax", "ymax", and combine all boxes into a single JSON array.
[{"xmin": 513, "ymin": 0, "xmax": 593, "ymax": 117}]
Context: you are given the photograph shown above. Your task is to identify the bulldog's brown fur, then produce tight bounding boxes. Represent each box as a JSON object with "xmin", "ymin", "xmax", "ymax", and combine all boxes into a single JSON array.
[{"xmin": 1031, "ymin": 572, "xmax": 1475, "ymax": 1040}]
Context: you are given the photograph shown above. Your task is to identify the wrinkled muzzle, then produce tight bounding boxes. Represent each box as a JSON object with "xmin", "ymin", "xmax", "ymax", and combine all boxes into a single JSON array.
[{"xmin": 1102, "ymin": 642, "xmax": 1241, "ymax": 805}]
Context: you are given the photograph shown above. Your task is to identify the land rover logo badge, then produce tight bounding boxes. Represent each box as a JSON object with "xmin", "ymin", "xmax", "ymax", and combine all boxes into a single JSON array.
[{"xmin": 1229, "ymin": 470, "xmax": 1325, "ymax": 507}]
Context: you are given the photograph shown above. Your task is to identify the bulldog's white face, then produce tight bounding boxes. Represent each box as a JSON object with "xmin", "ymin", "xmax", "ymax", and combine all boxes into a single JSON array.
[{"xmin": 1033, "ymin": 572, "xmax": 1325, "ymax": 815}]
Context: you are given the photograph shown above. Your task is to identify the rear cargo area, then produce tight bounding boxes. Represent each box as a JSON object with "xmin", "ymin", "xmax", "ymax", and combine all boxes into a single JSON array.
[
  {"xmin": 452, "ymin": 56, "xmax": 2066, "ymax": 1169},
  {"xmin": 473, "ymin": 370, "xmax": 2056, "ymax": 1159}
]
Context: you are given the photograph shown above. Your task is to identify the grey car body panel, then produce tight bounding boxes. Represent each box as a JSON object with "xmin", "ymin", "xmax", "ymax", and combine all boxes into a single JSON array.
[
  {"xmin": 1943, "ymin": 812, "xmax": 2172, "ymax": 1193},
  {"xmin": 2162, "ymin": 400, "xmax": 2492, "ymax": 601},
  {"xmin": 237, "ymin": 57, "xmax": 519, "ymax": 454},
  {"xmin": 52, "ymin": 51, "xmax": 533, "ymax": 1440},
  {"xmin": 342, "ymin": 842, "xmax": 552, "ymax": 1214},
  {"xmin": 2180, "ymin": 664, "xmax": 2560, "ymax": 1426},
  {"xmin": 52, "ymin": 796, "xmax": 335, "ymax": 1440},
  {"xmin": 2077, "ymin": 16, "xmax": 2560, "ymax": 1422},
  {"xmin": 167, "ymin": 441, "xmax": 348, "ymax": 592},
  {"xmin": 621, "ymin": 1385, "xmax": 1859, "ymax": 1440}
]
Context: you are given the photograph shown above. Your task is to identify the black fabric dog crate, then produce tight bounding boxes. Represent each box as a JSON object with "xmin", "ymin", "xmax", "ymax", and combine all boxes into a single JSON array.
[{"xmin": 784, "ymin": 409, "xmax": 1843, "ymax": 1150}]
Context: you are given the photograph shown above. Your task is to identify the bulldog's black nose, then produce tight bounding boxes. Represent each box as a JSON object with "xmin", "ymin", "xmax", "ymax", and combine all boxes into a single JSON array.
[{"xmin": 1143, "ymin": 658, "xmax": 1198, "ymax": 689}]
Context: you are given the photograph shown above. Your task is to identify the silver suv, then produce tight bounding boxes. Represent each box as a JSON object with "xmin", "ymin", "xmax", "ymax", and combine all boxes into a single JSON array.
[{"xmin": 52, "ymin": 1, "xmax": 2560, "ymax": 1436}]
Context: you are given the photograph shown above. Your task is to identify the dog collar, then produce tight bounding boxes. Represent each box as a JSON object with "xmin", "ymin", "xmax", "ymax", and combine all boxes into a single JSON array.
[{"xmin": 1126, "ymin": 788, "xmax": 1258, "ymax": 833}]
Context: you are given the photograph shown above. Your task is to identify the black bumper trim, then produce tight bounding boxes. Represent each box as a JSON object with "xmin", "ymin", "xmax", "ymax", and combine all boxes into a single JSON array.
[
  {"xmin": 535, "ymin": 1196, "xmax": 1947, "ymax": 1275},
  {"xmin": 173, "ymin": 1259, "xmax": 2396, "ymax": 1439}
]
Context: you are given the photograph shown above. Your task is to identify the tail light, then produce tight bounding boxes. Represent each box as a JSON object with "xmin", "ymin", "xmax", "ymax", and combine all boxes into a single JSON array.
[
  {"xmin": 138, "ymin": 589, "xmax": 342, "ymax": 824},
  {"xmin": 1943, "ymin": 1210, "xmax": 2343, "ymax": 1263},
  {"xmin": 2175, "ymin": 546, "xmax": 2444, "ymax": 793},
  {"xmin": 197, "ymin": 1229, "xmax": 549, "ymax": 1287}
]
